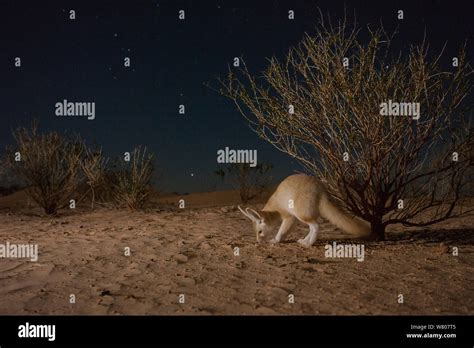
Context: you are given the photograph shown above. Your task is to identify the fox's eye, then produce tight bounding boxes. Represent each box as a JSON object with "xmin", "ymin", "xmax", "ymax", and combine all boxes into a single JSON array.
[{"xmin": 258, "ymin": 231, "xmax": 264, "ymax": 236}]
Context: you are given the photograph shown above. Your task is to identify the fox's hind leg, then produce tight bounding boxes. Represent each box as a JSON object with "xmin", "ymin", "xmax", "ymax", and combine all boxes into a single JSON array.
[
  {"xmin": 270, "ymin": 217, "xmax": 296, "ymax": 244},
  {"xmin": 297, "ymin": 223, "xmax": 319, "ymax": 247}
]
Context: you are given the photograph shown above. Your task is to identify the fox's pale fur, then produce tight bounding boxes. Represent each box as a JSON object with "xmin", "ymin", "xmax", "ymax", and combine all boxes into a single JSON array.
[{"xmin": 238, "ymin": 174, "xmax": 370, "ymax": 247}]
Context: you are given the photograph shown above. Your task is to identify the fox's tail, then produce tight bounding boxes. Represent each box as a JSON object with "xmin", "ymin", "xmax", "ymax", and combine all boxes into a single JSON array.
[{"xmin": 319, "ymin": 194, "xmax": 371, "ymax": 238}]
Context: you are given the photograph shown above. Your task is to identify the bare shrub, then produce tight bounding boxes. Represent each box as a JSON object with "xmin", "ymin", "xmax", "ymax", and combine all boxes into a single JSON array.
[
  {"xmin": 218, "ymin": 14, "xmax": 473, "ymax": 240},
  {"xmin": 81, "ymin": 147, "xmax": 109, "ymax": 209},
  {"xmin": 215, "ymin": 163, "xmax": 273, "ymax": 203},
  {"xmin": 6, "ymin": 122, "xmax": 84, "ymax": 215},
  {"xmin": 113, "ymin": 146, "xmax": 154, "ymax": 210}
]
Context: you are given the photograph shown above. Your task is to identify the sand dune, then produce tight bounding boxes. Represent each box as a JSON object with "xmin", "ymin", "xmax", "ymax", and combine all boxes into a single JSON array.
[{"xmin": 0, "ymin": 190, "xmax": 472, "ymax": 315}]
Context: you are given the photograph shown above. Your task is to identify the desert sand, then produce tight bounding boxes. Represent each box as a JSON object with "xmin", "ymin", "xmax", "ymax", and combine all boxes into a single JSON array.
[{"xmin": 0, "ymin": 190, "xmax": 472, "ymax": 315}]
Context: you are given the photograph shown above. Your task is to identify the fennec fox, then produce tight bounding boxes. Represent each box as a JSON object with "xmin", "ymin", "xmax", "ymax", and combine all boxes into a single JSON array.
[{"xmin": 238, "ymin": 174, "xmax": 370, "ymax": 247}]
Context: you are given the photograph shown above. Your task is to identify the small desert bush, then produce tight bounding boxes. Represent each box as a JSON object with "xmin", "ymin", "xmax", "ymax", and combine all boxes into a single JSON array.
[
  {"xmin": 112, "ymin": 146, "xmax": 154, "ymax": 210},
  {"xmin": 6, "ymin": 123, "xmax": 84, "ymax": 215},
  {"xmin": 81, "ymin": 147, "xmax": 109, "ymax": 208},
  {"xmin": 215, "ymin": 163, "xmax": 273, "ymax": 203}
]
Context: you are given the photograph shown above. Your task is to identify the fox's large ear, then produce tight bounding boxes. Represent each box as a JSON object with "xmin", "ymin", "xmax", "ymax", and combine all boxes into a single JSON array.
[
  {"xmin": 238, "ymin": 206, "xmax": 260, "ymax": 222},
  {"xmin": 238, "ymin": 205, "xmax": 252, "ymax": 220},
  {"xmin": 245, "ymin": 208, "xmax": 262, "ymax": 221}
]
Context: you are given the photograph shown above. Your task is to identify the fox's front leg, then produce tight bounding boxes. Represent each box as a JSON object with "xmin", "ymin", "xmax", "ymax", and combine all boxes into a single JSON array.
[{"xmin": 270, "ymin": 217, "xmax": 296, "ymax": 244}]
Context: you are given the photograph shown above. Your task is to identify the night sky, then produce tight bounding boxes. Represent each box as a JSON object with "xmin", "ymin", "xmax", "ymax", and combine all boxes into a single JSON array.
[{"xmin": 1, "ymin": 0, "xmax": 472, "ymax": 192}]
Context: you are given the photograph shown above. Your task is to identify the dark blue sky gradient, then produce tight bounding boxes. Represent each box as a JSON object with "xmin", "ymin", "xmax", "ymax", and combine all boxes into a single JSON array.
[{"xmin": 0, "ymin": 0, "xmax": 472, "ymax": 192}]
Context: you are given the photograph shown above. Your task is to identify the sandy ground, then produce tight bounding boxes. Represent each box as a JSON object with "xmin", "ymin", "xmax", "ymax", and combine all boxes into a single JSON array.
[{"xmin": 0, "ymin": 191, "xmax": 472, "ymax": 315}]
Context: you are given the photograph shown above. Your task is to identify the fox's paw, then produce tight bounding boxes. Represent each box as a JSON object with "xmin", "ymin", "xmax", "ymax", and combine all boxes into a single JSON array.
[
  {"xmin": 269, "ymin": 238, "xmax": 279, "ymax": 245},
  {"xmin": 297, "ymin": 238, "xmax": 311, "ymax": 248}
]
